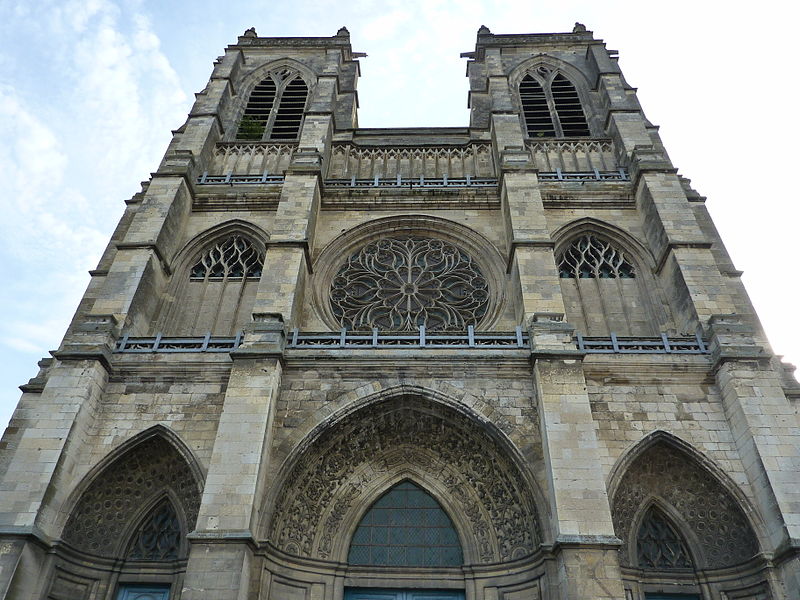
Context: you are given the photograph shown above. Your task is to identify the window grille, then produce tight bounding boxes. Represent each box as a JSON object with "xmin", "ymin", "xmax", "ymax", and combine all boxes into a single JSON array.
[
  {"xmin": 348, "ymin": 481, "xmax": 463, "ymax": 567},
  {"xmin": 189, "ymin": 235, "xmax": 263, "ymax": 281},
  {"xmin": 520, "ymin": 67, "xmax": 590, "ymax": 138},
  {"xmin": 330, "ymin": 237, "xmax": 490, "ymax": 332},
  {"xmin": 127, "ymin": 499, "xmax": 181, "ymax": 561},
  {"xmin": 637, "ymin": 508, "xmax": 694, "ymax": 570},
  {"xmin": 557, "ymin": 234, "xmax": 635, "ymax": 279},
  {"xmin": 236, "ymin": 69, "xmax": 308, "ymax": 141}
]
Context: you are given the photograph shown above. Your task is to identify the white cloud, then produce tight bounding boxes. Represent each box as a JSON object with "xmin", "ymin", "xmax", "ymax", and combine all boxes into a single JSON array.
[{"xmin": 0, "ymin": 0, "xmax": 189, "ymax": 427}]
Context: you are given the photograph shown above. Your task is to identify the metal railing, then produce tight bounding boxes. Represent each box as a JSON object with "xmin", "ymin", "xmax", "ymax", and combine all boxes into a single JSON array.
[
  {"xmin": 195, "ymin": 169, "xmax": 629, "ymax": 187},
  {"xmin": 289, "ymin": 326, "xmax": 528, "ymax": 349},
  {"xmin": 113, "ymin": 330, "xmax": 708, "ymax": 355},
  {"xmin": 197, "ymin": 172, "xmax": 285, "ymax": 185},
  {"xmin": 116, "ymin": 333, "xmax": 243, "ymax": 353},
  {"xmin": 324, "ymin": 175, "xmax": 498, "ymax": 189},
  {"xmin": 538, "ymin": 168, "xmax": 629, "ymax": 182},
  {"xmin": 576, "ymin": 332, "xmax": 708, "ymax": 354}
]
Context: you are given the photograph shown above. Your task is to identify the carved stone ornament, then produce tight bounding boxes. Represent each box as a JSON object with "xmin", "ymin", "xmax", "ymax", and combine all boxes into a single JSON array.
[
  {"xmin": 190, "ymin": 234, "xmax": 263, "ymax": 280},
  {"xmin": 612, "ymin": 442, "xmax": 759, "ymax": 569},
  {"xmin": 558, "ymin": 234, "xmax": 635, "ymax": 279},
  {"xmin": 63, "ymin": 436, "xmax": 200, "ymax": 557},
  {"xmin": 330, "ymin": 237, "xmax": 490, "ymax": 332},
  {"xmin": 269, "ymin": 396, "xmax": 540, "ymax": 563}
]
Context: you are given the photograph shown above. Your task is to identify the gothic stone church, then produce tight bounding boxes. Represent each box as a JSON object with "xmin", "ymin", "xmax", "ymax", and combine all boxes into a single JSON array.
[{"xmin": 1, "ymin": 24, "xmax": 798, "ymax": 600}]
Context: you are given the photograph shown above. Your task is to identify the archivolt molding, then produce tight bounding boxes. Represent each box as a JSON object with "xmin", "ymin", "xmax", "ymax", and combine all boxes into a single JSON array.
[
  {"xmin": 610, "ymin": 434, "xmax": 761, "ymax": 570},
  {"xmin": 60, "ymin": 426, "xmax": 203, "ymax": 558},
  {"xmin": 551, "ymin": 217, "xmax": 655, "ymax": 271},
  {"xmin": 235, "ymin": 57, "xmax": 316, "ymax": 105},
  {"xmin": 507, "ymin": 55, "xmax": 592, "ymax": 92},
  {"xmin": 266, "ymin": 393, "xmax": 542, "ymax": 564},
  {"xmin": 171, "ymin": 219, "xmax": 269, "ymax": 271},
  {"xmin": 311, "ymin": 215, "xmax": 507, "ymax": 332}
]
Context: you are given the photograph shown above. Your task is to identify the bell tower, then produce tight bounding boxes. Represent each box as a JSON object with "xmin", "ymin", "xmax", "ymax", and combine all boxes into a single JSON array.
[{"xmin": 0, "ymin": 24, "xmax": 797, "ymax": 600}]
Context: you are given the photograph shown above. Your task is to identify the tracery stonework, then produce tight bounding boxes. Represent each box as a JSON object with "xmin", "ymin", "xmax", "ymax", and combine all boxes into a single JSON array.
[
  {"xmin": 330, "ymin": 237, "xmax": 490, "ymax": 332},
  {"xmin": 612, "ymin": 443, "xmax": 759, "ymax": 569},
  {"xmin": 269, "ymin": 397, "xmax": 540, "ymax": 563},
  {"xmin": 62, "ymin": 437, "xmax": 200, "ymax": 556}
]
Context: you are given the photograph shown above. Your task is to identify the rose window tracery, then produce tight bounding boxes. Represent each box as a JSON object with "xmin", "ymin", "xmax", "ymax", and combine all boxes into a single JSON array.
[{"xmin": 330, "ymin": 237, "xmax": 490, "ymax": 332}]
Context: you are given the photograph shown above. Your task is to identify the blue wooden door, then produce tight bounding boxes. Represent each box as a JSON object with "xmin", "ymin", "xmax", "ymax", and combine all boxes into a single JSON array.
[
  {"xmin": 345, "ymin": 590, "xmax": 464, "ymax": 600},
  {"xmin": 116, "ymin": 585, "xmax": 171, "ymax": 600}
]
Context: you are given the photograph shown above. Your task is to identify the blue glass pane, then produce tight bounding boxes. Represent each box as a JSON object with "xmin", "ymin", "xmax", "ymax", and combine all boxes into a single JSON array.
[
  {"xmin": 116, "ymin": 586, "xmax": 170, "ymax": 600},
  {"xmin": 348, "ymin": 481, "xmax": 463, "ymax": 567}
]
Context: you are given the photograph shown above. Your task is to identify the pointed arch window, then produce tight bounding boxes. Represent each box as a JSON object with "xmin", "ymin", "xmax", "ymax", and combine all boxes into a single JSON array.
[
  {"xmin": 557, "ymin": 234, "xmax": 635, "ymax": 279},
  {"xmin": 189, "ymin": 234, "xmax": 263, "ymax": 281},
  {"xmin": 636, "ymin": 507, "xmax": 694, "ymax": 570},
  {"xmin": 126, "ymin": 499, "xmax": 182, "ymax": 561},
  {"xmin": 236, "ymin": 69, "xmax": 308, "ymax": 141},
  {"xmin": 155, "ymin": 233, "xmax": 264, "ymax": 336},
  {"xmin": 348, "ymin": 481, "xmax": 463, "ymax": 567},
  {"xmin": 520, "ymin": 67, "xmax": 590, "ymax": 138}
]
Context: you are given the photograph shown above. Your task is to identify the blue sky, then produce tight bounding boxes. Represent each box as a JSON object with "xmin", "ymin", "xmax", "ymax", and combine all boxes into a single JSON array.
[{"xmin": 1, "ymin": 0, "xmax": 798, "ymax": 429}]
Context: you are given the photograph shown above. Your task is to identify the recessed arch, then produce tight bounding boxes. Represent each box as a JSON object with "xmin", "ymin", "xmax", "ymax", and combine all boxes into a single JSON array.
[
  {"xmin": 60, "ymin": 425, "xmax": 203, "ymax": 558},
  {"xmin": 609, "ymin": 431, "xmax": 762, "ymax": 570},
  {"xmin": 311, "ymin": 215, "xmax": 507, "ymax": 332},
  {"xmin": 263, "ymin": 387, "xmax": 545, "ymax": 565},
  {"xmin": 551, "ymin": 218, "xmax": 674, "ymax": 335},
  {"xmin": 153, "ymin": 220, "xmax": 268, "ymax": 335}
]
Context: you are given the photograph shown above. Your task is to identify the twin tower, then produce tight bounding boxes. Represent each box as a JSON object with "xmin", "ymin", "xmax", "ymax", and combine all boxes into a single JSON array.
[{"xmin": 1, "ymin": 24, "xmax": 798, "ymax": 600}]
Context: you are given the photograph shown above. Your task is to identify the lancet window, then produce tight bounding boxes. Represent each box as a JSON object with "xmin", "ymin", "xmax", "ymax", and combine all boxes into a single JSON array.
[
  {"xmin": 236, "ymin": 69, "xmax": 308, "ymax": 141},
  {"xmin": 520, "ymin": 67, "xmax": 590, "ymax": 138}
]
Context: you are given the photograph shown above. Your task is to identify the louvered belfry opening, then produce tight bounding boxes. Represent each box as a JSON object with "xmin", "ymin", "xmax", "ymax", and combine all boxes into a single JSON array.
[
  {"xmin": 236, "ymin": 70, "xmax": 308, "ymax": 141},
  {"xmin": 236, "ymin": 77, "xmax": 276, "ymax": 140},
  {"xmin": 519, "ymin": 69, "xmax": 590, "ymax": 138},
  {"xmin": 271, "ymin": 76, "xmax": 308, "ymax": 140},
  {"xmin": 551, "ymin": 73, "xmax": 590, "ymax": 136},
  {"xmin": 520, "ymin": 74, "xmax": 555, "ymax": 137}
]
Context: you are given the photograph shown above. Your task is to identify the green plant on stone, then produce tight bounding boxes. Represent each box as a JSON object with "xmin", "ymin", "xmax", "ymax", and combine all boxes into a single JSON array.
[{"xmin": 236, "ymin": 115, "xmax": 266, "ymax": 141}]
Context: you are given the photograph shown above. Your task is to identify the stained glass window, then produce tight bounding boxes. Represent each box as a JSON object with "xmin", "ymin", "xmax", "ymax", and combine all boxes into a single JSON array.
[
  {"xmin": 127, "ymin": 499, "xmax": 181, "ymax": 561},
  {"xmin": 348, "ymin": 481, "xmax": 463, "ymax": 567},
  {"xmin": 637, "ymin": 508, "xmax": 694, "ymax": 570}
]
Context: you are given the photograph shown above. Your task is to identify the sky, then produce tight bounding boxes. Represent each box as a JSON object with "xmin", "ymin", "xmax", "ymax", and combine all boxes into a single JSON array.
[{"xmin": 0, "ymin": 0, "xmax": 798, "ymax": 430}]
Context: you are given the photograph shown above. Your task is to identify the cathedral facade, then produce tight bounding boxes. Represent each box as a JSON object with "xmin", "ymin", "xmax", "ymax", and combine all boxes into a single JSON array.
[{"xmin": 0, "ymin": 24, "xmax": 798, "ymax": 600}]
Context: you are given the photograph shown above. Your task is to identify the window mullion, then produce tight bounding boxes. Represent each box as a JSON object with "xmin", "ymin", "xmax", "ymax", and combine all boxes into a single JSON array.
[{"xmin": 545, "ymin": 83, "xmax": 564, "ymax": 138}]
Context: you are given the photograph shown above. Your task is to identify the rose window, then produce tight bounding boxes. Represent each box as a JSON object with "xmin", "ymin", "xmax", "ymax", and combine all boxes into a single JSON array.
[{"xmin": 330, "ymin": 237, "xmax": 490, "ymax": 332}]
